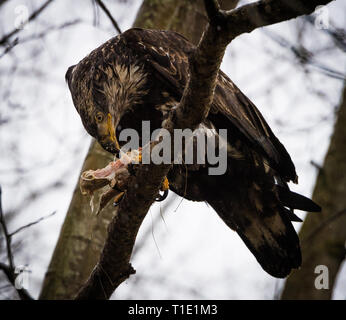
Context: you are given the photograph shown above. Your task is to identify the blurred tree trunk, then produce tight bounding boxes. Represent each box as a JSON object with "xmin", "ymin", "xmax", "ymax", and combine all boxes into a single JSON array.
[
  {"xmin": 281, "ymin": 83, "xmax": 346, "ymax": 299},
  {"xmin": 40, "ymin": 0, "xmax": 238, "ymax": 300}
]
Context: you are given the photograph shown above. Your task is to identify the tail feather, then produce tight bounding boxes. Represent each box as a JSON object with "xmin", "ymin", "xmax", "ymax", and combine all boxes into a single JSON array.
[
  {"xmin": 207, "ymin": 190, "xmax": 302, "ymax": 278},
  {"xmin": 276, "ymin": 185, "xmax": 321, "ymax": 212},
  {"xmin": 282, "ymin": 207, "xmax": 303, "ymax": 222}
]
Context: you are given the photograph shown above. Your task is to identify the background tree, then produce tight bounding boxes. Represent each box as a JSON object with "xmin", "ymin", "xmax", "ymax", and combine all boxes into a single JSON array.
[{"xmin": 281, "ymin": 83, "xmax": 346, "ymax": 299}]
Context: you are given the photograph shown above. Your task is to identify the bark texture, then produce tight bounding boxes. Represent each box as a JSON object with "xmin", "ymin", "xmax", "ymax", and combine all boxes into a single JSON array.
[
  {"xmin": 282, "ymin": 84, "xmax": 346, "ymax": 300},
  {"xmin": 39, "ymin": 142, "xmax": 113, "ymax": 299}
]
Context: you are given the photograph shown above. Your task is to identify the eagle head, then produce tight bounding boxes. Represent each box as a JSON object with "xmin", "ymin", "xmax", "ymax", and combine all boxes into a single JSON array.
[{"xmin": 65, "ymin": 59, "xmax": 148, "ymax": 156}]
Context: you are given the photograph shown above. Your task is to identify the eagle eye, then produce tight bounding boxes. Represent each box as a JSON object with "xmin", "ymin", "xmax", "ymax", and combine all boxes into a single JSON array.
[{"xmin": 95, "ymin": 112, "xmax": 104, "ymax": 123}]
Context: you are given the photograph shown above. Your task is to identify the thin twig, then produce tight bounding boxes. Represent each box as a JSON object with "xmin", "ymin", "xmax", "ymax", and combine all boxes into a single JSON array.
[
  {"xmin": 0, "ymin": 262, "xmax": 34, "ymax": 300},
  {"xmin": 0, "ymin": 186, "xmax": 34, "ymax": 300},
  {"xmin": 310, "ymin": 160, "xmax": 322, "ymax": 171},
  {"xmin": 302, "ymin": 208, "xmax": 346, "ymax": 243},
  {"xmin": 263, "ymin": 29, "xmax": 345, "ymax": 80},
  {"xmin": 95, "ymin": 0, "xmax": 122, "ymax": 34},
  {"xmin": 19, "ymin": 20, "xmax": 81, "ymax": 44},
  {"xmin": 304, "ymin": 15, "xmax": 346, "ymax": 52},
  {"xmin": 0, "ymin": 186, "xmax": 14, "ymax": 271},
  {"xmin": 0, "ymin": 0, "xmax": 54, "ymax": 46},
  {"xmin": 9, "ymin": 211, "xmax": 56, "ymax": 237},
  {"xmin": 0, "ymin": 20, "xmax": 80, "ymax": 59}
]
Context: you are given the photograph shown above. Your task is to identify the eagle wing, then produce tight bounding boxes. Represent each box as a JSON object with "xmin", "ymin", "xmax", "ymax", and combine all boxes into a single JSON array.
[
  {"xmin": 122, "ymin": 28, "xmax": 297, "ymax": 182},
  {"xmin": 212, "ymin": 71, "xmax": 297, "ymax": 182}
]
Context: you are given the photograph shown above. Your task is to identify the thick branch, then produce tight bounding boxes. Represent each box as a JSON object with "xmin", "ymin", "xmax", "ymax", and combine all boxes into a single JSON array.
[
  {"xmin": 222, "ymin": 0, "xmax": 334, "ymax": 42},
  {"xmin": 281, "ymin": 83, "xmax": 346, "ymax": 299},
  {"xmin": 75, "ymin": 0, "xmax": 334, "ymax": 299}
]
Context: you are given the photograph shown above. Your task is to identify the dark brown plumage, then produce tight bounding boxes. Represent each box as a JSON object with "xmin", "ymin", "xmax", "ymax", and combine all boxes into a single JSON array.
[{"xmin": 66, "ymin": 28, "xmax": 321, "ymax": 278}]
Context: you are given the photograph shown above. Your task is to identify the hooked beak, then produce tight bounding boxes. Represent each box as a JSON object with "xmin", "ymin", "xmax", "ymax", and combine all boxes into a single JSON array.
[
  {"xmin": 107, "ymin": 113, "xmax": 120, "ymax": 149},
  {"xmin": 101, "ymin": 113, "xmax": 120, "ymax": 156}
]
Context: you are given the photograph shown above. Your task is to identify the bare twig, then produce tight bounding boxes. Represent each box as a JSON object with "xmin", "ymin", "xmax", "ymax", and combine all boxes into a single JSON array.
[
  {"xmin": 302, "ymin": 208, "xmax": 346, "ymax": 244},
  {"xmin": 95, "ymin": 0, "xmax": 122, "ymax": 34},
  {"xmin": 0, "ymin": 20, "xmax": 80, "ymax": 59},
  {"xmin": 310, "ymin": 160, "xmax": 323, "ymax": 171},
  {"xmin": 18, "ymin": 20, "xmax": 81, "ymax": 44},
  {"xmin": 263, "ymin": 29, "xmax": 346, "ymax": 80},
  {"xmin": 75, "ymin": 0, "xmax": 335, "ymax": 300},
  {"xmin": 0, "ymin": 186, "xmax": 14, "ymax": 271},
  {"xmin": 304, "ymin": 15, "xmax": 346, "ymax": 52},
  {"xmin": 0, "ymin": 39, "xmax": 19, "ymax": 59},
  {"xmin": 0, "ymin": 263, "xmax": 33, "ymax": 300},
  {"xmin": 0, "ymin": 186, "xmax": 34, "ymax": 300},
  {"xmin": 0, "ymin": 0, "xmax": 54, "ymax": 46},
  {"xmin": 9, "ymin": 211, "xmax": 56, "ymax": 237},
  {"xmin": 219, "ymin": 0, "xmax": 334, "ymax": 43}
]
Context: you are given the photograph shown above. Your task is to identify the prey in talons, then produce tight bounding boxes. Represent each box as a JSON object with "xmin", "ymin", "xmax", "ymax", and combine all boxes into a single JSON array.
[{"xmin": 79, "ymin": 147, "xmax": 170, "ymax": 214}]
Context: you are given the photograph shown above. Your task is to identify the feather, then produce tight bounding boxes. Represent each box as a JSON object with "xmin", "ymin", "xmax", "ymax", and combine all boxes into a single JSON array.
[
  {"xmin": 122, "ymin": 28, "xmax": 297, "ymax": 182},
  {"xmin": 66, "ymin": 28, "xmax": 321, "ymax": 279},
  {"xmin": 277, "ymin": 185, "xmax": 321, "ymax": 212}
]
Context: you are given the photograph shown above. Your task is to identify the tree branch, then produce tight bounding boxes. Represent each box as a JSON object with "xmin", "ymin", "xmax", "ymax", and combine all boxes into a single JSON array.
[
  {"xmin": 0, "ymin": 0, "xmax": 10, "ymax": 8},
  {"xmin": 221, "ymin": 0, "xmax": 334, "ymax": 43},
  {"xmin": 75, "ymin": 0, "xmax": 334, "ymax": 299},
  {"xmin": 0, "ymin": 186, "xmax": 34, "ymax": 300},
  {"xmin": 94, "ymin": 0, "xmax": 122, "ymax": 34},
  {"xmin": 302, "ymin": 208, "xmax": 346, "ymax": 244},
  {"xmin": 0, "ymin": 0, "xmax": 54, "ymax": 46},
  {"xmin": 0, "ymin": 263, "xmax": 33, "ymax": 300},
  {"xmin": 0, "ymin": 20, "xmax": 80, "ymax": 59},
  {"xmin": 0, "ymin": 186, "xmax": 14, "ymax": 271},
  {"xmin": 9, "ymin": 211, "xmax": 56, "ymax": 237},
  {"xmin": 262, "ymin": 29, "xmax": 346, "ymax": 80}
]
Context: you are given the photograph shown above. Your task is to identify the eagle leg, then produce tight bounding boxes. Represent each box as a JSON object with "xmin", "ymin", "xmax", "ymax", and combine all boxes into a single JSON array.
[{"xmin": 128, "ymin": 148, "xmax": 170, "ymax": 201}]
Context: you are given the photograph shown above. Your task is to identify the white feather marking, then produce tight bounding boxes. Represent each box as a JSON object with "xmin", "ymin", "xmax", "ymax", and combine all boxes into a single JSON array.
[{"xmin": 102, "ymin": 62, "xmax": 148, "ymax": 112}]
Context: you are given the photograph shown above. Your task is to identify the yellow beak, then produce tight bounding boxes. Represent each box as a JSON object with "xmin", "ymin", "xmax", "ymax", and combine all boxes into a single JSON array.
[{"xmin": 107, "ymin": 113, "xmax": 120, "ymax": 150}]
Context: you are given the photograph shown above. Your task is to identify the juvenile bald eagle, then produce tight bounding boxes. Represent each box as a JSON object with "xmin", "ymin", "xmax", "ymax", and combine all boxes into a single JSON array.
[{"xmin": 66, "ymin": 28, "xmax": 320, "ymax": 278}]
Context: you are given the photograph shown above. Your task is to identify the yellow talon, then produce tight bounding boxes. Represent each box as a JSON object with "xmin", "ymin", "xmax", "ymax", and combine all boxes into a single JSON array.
[
  {"xmin": 134, "ymin": 152, "xmax": 142, "ymax": 163},
  {"xmin": 128, "ymin": 148, "xmax": 142, "ymax": 164},
  {"xmin": 113, "ymin": 191, "xmax": 125, "ymax": 206},
  {"xmin": 161, "ymin": 177, "xmax": 169, "ymax": 191}
]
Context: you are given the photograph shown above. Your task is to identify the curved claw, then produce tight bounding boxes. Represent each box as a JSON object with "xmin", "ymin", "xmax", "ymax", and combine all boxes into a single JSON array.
[
  {"xmin": 113, "ymin": 191, "xmax": 125, "ymax": 207},
  {"xmin": 161, "ymin": 177, "xmax": 169, "ymax": 191},
  {"xmin": 155, "ymin": 189, "xmax": 169, "ymax": 202}
]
